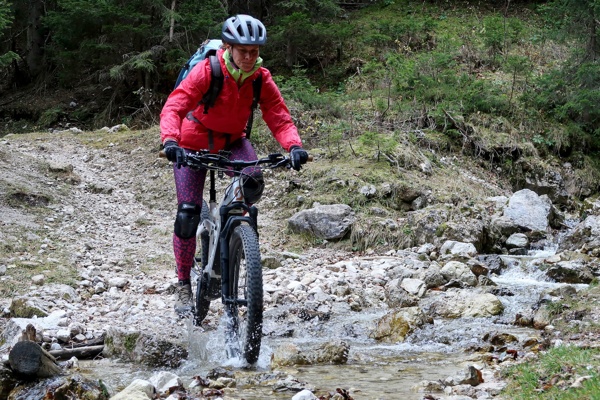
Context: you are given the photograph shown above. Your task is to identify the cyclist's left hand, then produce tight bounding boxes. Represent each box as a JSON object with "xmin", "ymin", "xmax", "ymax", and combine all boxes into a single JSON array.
[{"xmin": 290, "ymin": 146, "xmax": 309, "ymax": 171}]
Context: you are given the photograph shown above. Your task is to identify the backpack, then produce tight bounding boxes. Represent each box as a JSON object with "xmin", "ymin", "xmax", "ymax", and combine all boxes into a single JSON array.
[{"xmin": 174, "ymin": 39, "xmax": 262, "ymax": 137}]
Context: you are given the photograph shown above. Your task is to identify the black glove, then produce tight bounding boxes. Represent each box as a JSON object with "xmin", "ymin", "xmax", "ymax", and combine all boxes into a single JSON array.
[
  {"xmin": 290, "ymin": 145, "xmax": 309, "ymax": 171},
  {"xmin": 163, "ymin": 141, "xmax": 186, "ymax": 168}
]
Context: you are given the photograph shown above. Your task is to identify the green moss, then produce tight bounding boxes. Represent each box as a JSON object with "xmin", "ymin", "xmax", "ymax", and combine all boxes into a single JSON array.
[
  {"xmin": 435, "ymin": 223, "xmax": 448, "ymax": 237},
  {"xmin": 124, "ymin": 332, "xmax": 140, "ymax": 352}
]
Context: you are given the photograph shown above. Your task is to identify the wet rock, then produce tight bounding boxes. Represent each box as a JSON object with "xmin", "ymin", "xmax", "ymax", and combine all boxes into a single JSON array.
[
  {"xmin": 446, "ymin": 365, "xmax": 484, "ymax": 386},
  {"xmin": 371, "ymin": 306, "xmax": 432, "ymax": 342},
  {"xmin": 149, "ymin": 371, "xmax": 183, "ymax": 396},
  {"xmin": 533, "ymin": 304, "xmax": 552, "ymax": 329},
  {"xmin": 272, "ymin": 374, "xmax": 314, "ymax": 392},
  {"xmin": 508, "ymin": 247, "xmax": 528, "ymax": 255},
  {"xmin": 477, "ymin": 254, "xmax": 504, "ymax": 275},
  {"xmin": 7, "ymin": 374, "xmax": 110, "ymax": 400},
  {"xmin": 523, "ymin": 337, "xmax": 541, "ymax": 348},
  {"xmin": 412, "ymin": 379, "xmax": 445, "ymax": 393},
  {"xmin": 441, "ymin": 261, "xmax": 478, "ymax": 287},
  {"xmin": 0, "ymin": 364, "xmax": 18, "ymax": 399},
  {"xmin": 271, "ymin": 343, "xmax": 310, "ymax": 367},
  {"xmin": 486, "ymin": 332, "xmax": 519, "ymax": 346},
  {"xmin": 466, "ymin": 259, "xmax": 489, "ymax": 277},
  {"xmin": 312, "ymin": 340, "xmax": 350, "ymax": 365},
  {"xmin": 440, "ymin": 240, "xmax": 478, "ymax": 260},
  {"xmin": 506, "ymin": 233, "xmax": 529, "ymax": 249},
  {"xmin": 103, "ymin": 327, "xmax": 187, "ymax": 368},
  {"xmin": 293, "ymin": 389, "xmax": 319, "ymax": 400},
  {"xmin": 547, "ymin": 284, "xmax": 577, "ymax": 298},
  {"xmin": 110, "ymin": 378, "xmax": 155, "ymax": 400},
  {"xmin": 426, "ymin": 290, "xmax": 504, "ymax": 318},
  {"xmin": 478, "ymin": 275, "xmax": 497, "ymax": 286},
  {"xmin": 545, "ymin": 260, "xmax": 595, "ymax": 284},
  {"xmin": 502, "ymin": 189, "xmax": 552, "ymax": 232},
  {"xmin": 514, "ymin": 311, "xmax": 534, "ymax": 327}
]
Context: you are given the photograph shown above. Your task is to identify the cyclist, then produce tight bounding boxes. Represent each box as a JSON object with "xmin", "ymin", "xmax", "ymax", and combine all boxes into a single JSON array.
[{"xmin": 159, "ymin": 14, "xmax": 309, "ymax": 315}]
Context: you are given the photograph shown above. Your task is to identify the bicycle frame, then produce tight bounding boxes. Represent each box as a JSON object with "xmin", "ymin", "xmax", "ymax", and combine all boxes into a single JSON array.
[{"xmin": 197, "ymin": 168, "xmax": 258, "ymax": 306}]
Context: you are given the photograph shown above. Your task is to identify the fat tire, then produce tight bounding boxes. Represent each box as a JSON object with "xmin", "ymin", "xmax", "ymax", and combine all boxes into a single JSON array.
[
  {"xmin": 228, "ymin": 224, "xmax": 263, "ymax": 364},
  {"xmin": 194, "ymin": 200, "xmax": 212, "ymax": 325}
]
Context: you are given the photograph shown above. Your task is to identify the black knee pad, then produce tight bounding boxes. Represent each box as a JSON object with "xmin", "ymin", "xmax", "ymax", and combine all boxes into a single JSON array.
[{"xmin": 174, "ymin": 202, "xmax": 201, "ymax": 239}]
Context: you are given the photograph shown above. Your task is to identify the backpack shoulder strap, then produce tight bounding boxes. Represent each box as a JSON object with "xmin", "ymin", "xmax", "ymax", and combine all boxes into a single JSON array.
[
  {"xmin": 201, "ymin": 55, "xmax": 224, "ymax": 114},
  {"xmin": 244, "ymin": 71, "xmax": 263, "ymax": 138},
  {"xmin": 251, "ymin": 72, "xmax": 262, "ymax": 111}
]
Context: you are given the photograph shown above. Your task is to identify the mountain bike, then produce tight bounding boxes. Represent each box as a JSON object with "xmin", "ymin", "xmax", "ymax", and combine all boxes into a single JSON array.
[{"xmin": 169, "ymin": 150, "xmax": 303, "ymax": 364}]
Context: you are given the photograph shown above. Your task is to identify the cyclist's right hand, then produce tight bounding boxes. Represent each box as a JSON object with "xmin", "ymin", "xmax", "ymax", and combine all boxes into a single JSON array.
[{"xmin": 163, "ymin": 141, "xmax": 186, "ymax": 168}]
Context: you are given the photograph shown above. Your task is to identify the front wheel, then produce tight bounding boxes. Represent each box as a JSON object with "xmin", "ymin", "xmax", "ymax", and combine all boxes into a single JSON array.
[
  {"xmin": 194, "ymin": 200, "xmax": 214, "ymax": 325},
  {"xmin": 226, "ymin": 224, "xmax": 263, "ymax": 364}
]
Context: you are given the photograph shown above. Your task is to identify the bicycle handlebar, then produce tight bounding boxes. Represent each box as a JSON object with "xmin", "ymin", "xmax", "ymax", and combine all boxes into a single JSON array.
[{"xmin": 159, "ymin": 150, "xmax": 312, "ymax": 171}]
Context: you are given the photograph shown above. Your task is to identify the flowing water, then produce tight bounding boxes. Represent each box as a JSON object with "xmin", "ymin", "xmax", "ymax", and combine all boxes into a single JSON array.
[{"xmin": 78, "ymin": 246, "xmax": 588, "ymax": 400}]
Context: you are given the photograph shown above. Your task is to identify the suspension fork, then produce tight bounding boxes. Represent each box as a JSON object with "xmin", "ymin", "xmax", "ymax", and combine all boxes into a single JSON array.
[{"xmin": 198, "ymin": 170, "xmax": 221, "ymax": 277}]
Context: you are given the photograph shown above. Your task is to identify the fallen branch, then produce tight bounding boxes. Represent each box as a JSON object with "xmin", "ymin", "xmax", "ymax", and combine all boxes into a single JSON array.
[{"xmin": 49, "ymin": 345, "xmax": 105, "ymax": 360}]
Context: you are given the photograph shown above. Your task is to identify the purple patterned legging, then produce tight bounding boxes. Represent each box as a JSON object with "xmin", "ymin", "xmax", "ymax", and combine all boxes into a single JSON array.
[{"xmin": 172, "ymin": 138, "xmax": 259, "ymax": 280}]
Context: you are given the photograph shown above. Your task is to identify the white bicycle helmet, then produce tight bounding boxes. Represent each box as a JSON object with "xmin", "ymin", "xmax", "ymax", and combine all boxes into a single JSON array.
[{"xmin": 221, "ymin": 14, "xmax": 267, "ymax": 45}]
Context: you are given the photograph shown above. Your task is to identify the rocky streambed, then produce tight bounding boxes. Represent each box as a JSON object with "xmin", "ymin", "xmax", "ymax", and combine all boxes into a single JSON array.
[{"xmin": 2, "ymin": 128, "xmax": 600, "ymax": 399}]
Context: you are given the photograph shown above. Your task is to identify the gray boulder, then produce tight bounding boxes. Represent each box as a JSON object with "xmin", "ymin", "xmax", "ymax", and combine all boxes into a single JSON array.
[
  {"xmin": 558, "ymin": 215, "xmax": 600, "ymax": 254},
  {"xmin": 503, "ymin": 189, "xmax": 552, "ymax": 232},
  {"xmin": 441, "ymin": 261, "xmax": 478, "ymax": 287},
  {"xmin": 288, "ymin": 204, "xmax": 355, "ymax": 240},
  {"xmin": 506, "ymin": 232, "xmax": 529, "ymax": 249},
  {"xmin": 426, "ymin": 290, "xmax": 504, "ymax": 318},
  {"xmin": 103, "ymin": 327, "xmax": 187, "ymax": 368},
  {"xmin": 545, "ymin": 260, "xmax": 595, "ymax": 284}
]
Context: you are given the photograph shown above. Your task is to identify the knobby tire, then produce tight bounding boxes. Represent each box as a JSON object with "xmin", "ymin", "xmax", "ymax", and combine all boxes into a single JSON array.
[{"xmin": 227, "ymin": 224, "xmax": 263, "ymax": 364}]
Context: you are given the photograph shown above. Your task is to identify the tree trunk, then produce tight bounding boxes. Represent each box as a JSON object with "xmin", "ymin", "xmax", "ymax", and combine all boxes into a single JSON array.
[
  {"xmin": 9, "ymin": 341, "xmax": 63, "ymax": 378},
  {"xmin": 169, "ymin": 0, "xmax": 177, "ymax": 43},
  {"xmin": 26, "ymin": 0, "xmax": 45, "ymax": 79},
  {"xmin": 286, "ymin": 37, "xmax": 297, "ymax": 68},
  {"xmin": 588, "ymin": 11, "xmax": 598, "ymax": 60}
]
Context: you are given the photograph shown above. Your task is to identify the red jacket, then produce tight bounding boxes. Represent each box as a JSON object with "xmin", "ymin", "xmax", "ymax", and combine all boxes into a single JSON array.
[{"xmin": 160, "ymin": 49, "xmax": 302, "ymax": 152}]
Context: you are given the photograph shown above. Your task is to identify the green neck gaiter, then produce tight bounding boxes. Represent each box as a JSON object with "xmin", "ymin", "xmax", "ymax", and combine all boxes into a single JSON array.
[{"xmin": 223, "ymin": 49, "xmax": 263, "ymax": 84}]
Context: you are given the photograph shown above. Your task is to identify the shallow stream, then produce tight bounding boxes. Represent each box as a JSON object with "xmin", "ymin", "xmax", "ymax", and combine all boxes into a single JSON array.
[{"xmin": 80, "ymin": 247, "xmax": 586, "ymax": 400}]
